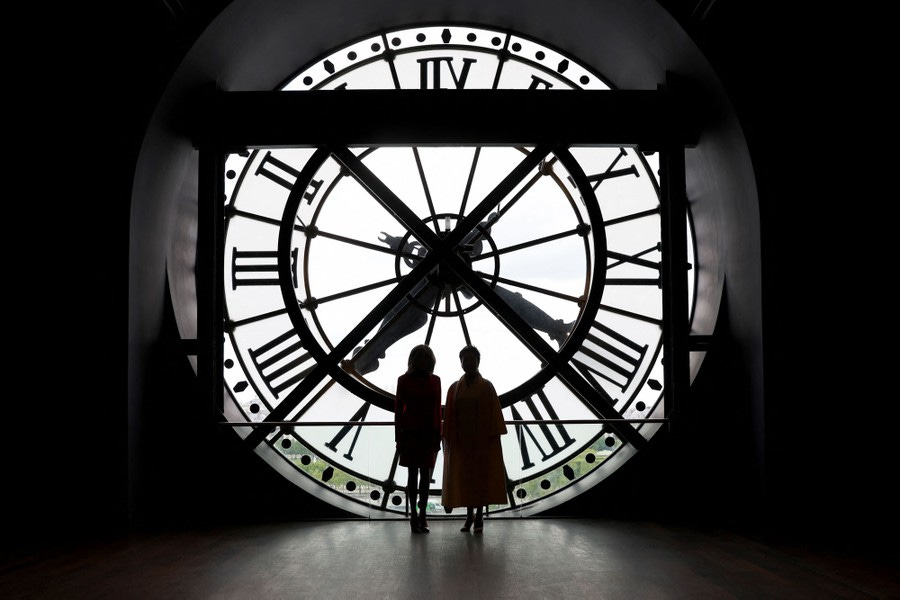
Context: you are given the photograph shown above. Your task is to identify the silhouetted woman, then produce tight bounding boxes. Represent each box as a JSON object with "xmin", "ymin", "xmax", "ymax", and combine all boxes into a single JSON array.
[
  {"xmin": 395, "ymin": 344, "xmax": 442, "ymax": 533},
  {"xmin": 441, "ymin": 345, "xmax": 508, "ymax": 533}
]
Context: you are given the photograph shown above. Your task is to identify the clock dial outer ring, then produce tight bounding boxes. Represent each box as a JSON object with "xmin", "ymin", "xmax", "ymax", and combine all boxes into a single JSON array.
[{"xmin": 277, "ymin": 145, "xmax": 608, "ymax": 414}]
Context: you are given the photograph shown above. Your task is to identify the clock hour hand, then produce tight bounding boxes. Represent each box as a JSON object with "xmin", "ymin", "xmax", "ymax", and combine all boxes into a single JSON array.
[
  {"xmin": 346, "ymin": 232, "xmax": 435, "ymax": 375},
  {"xmin": 349, "ymin": 281, "xmax": 439, "ymax": 375},
  {"xmin": 493, "ymin": 286, "xmax": 574, "ymax": 348},
  {"xmin": 458, "ymin": 216, "xmax": 574, "ymax": 347}
]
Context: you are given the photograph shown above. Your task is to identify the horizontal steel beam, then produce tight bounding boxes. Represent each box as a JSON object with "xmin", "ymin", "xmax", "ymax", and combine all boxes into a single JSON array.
[
  {"xmin": 195, "ymin": 88, "xmax": 697, "ymax": 150},
  {"xmin": 220, "ymin": 420, "xmax": 668, "ymax": 426}
]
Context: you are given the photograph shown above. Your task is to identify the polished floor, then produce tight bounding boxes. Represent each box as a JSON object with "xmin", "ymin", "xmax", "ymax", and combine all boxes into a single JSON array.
[{"xmin": 2, "ymin": 518, "xmax": 898, "ymax": 599}]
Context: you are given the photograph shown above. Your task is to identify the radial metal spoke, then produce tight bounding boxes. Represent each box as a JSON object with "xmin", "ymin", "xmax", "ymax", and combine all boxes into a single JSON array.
[
  {"xmin": 473, "ymin": 227, "xmax": 585, "ymax": 261},
  {"xmin": 297, "ymin": 224, "xmax": 421, "ymax": 260},
  {"xmin": 474, "ymin": 271, "xmax": 582, "ymax": 304},
  {"xmin": 299, "ymin": 276, "xmax": 403, "ymax": 308}
]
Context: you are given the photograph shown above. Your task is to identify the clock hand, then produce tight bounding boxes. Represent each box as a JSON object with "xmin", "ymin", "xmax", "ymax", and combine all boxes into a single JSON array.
[
  {"xmin": 377, "ymin": 232, "xmax": 425, "ymax": 269},
  {"xmin": 352, "ymin": 219, "xmax": 500, "ymax": 375},
  {"xmin": 377, "ymin": 231, "xmax": 403, "ymax": 251},
  {"xmin": 493, "ymin": 286, "xmax": 574, "ymax": 348},
  {"xmin": 348, "ymin": 279, "xmax": 439, "ymax": 375},
  {"xmin": 455, "ymin": 216, "xmax": 574, "ymax": 346},
  {"xmin": 344, "ymin": 232, "xmax": 435, "ymax": 375}
]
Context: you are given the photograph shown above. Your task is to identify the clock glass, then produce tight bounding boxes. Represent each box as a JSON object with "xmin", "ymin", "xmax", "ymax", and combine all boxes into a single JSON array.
[{"xmin": 220, "ymin": 24, "xmax": 698, "ymax": 518}]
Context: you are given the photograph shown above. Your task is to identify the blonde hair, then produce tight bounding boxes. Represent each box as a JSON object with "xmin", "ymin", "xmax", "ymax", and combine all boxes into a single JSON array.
[{"xmin": 407, "ymin": 344, "xmax": 436, "ymax": 374}]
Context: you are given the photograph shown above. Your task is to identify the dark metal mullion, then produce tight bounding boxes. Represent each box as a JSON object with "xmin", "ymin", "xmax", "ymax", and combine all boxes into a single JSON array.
[
  {"xmin": 198, "ymin": 142, "xmax": 223, "ymax": 423},
  {"xmin": 659, "ymin": 74, "xmax": 690, "ymax": 424}
]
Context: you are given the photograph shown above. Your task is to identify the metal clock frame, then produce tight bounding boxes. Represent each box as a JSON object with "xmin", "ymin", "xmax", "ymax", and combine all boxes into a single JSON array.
[{"xmin": 194, "ymin": 80, "xmax": 694, "ymax": 513}]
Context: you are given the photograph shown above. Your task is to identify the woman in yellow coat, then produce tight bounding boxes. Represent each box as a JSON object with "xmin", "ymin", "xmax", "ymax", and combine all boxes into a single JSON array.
[{"xmin": 441, "ymin": 345, "xmax": 508, "ymax": 533}]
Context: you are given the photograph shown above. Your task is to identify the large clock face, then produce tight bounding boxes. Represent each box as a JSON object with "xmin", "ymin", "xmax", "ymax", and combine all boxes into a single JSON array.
[{"xmin": 220, "ymin": 24, "xmax": 696, "ymax": 517}]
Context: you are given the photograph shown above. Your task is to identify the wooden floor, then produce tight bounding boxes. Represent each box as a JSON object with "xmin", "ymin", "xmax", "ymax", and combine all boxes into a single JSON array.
[{"xmin": 2, "ymin": 518, "xmax": 898, "ymax": 599}]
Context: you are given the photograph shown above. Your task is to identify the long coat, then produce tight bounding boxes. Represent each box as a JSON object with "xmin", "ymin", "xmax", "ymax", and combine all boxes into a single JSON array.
[
  {"xmin": 395, "ymin": 372, "xmax": 442, "ymax": 468},
  {"xmin": 441, "ymin": 373, "xmax": 508, "ymax": 508}
]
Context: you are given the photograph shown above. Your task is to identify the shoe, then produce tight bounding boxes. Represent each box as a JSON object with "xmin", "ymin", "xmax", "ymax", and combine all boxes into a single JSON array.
[
  {"xmin": 419, "ymin": 513, "xmax": 429, "ymax": 533},
  {"xmin": 474, "ymin": 508, "xmax": 484, "ymax": 533},
  {"xmin": 460, "ymin": 509, "xmax": 474, "ymax": 532},
  {"xmin": 410, "ymin": 515, "xmax": 422, "ymax": 533}
]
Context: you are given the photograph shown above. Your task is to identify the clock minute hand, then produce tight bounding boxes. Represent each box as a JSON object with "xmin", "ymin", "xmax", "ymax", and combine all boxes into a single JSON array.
[
  {"xmin": 345, "ymin": 232, "xmax": 434, "ymax": 375},
  {"xmin": 244, "ymin": 250, "xmax": 443, "ymax": 449},
  {"xmin": 377, "ymin": 232, "xmax": 404, "ymax": 251}
]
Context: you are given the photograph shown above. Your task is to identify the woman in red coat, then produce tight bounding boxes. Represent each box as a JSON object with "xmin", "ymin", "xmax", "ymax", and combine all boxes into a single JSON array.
[{"xmin": 395, "ymin": 344, "xmax": 442, "ymax": 533}]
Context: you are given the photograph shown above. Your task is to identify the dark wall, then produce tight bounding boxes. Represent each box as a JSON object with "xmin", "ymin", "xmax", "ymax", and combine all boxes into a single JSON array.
[
  {"xmin": 686, "ymin": 3, "xmax": 895, "ymax": 547},
  {"xmin": 7, "ymin": 0, "xmax": 893, "ymax": 558}
]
